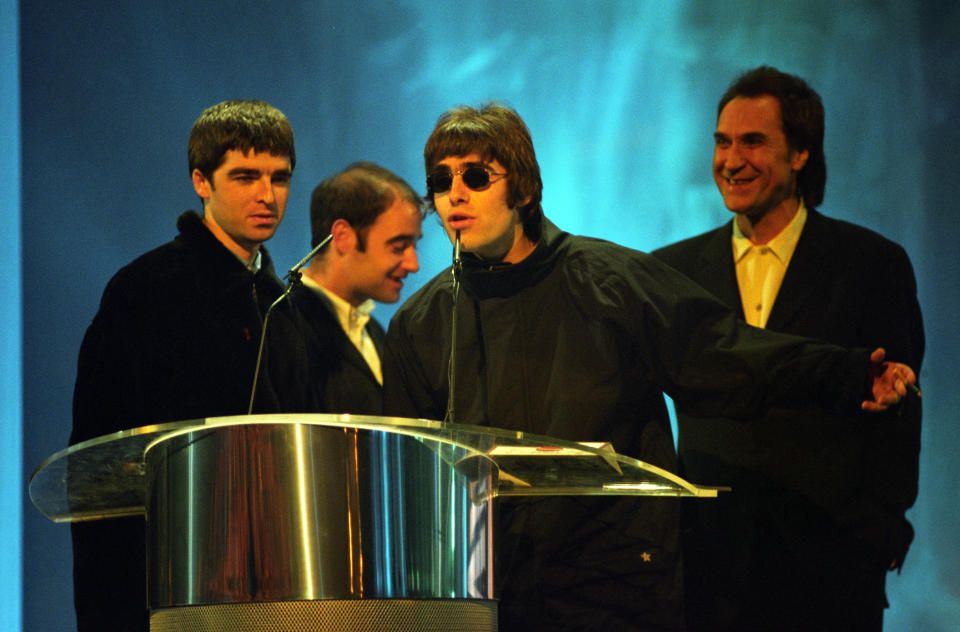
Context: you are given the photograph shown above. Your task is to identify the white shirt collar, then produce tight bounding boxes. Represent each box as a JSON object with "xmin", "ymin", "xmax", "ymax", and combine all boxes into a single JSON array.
[{"xmin": 300, "ymin": 274, "xmax": 375, "ymax": 333}]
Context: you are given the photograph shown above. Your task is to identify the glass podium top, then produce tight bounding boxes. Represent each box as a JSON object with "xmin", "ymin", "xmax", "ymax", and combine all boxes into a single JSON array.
[{"xmin": 30, "ymin": 414, "xmax": 722, "ymax": 523}]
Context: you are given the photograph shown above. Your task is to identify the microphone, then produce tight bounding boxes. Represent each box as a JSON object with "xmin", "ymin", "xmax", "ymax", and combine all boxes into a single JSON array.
[
  {"xmin": 247, "ymin": 234, "xmax": 333, "ymax": 414},
  {"xmin": 453, "ymin": 228, "xmax": 462, "ymax": 278},
  {"xmin": 444, "ymin": 230, "xmax": 462, "ymax": 423},
  {"xmin": 285, "ymin": 233, "xmax": 333, "ymax": 283}
]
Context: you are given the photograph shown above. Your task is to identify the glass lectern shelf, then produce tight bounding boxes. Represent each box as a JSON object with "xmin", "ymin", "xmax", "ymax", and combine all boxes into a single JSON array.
[{"xmin": 30, "ymin": 413, "xmax": 722, "ymax": 523}]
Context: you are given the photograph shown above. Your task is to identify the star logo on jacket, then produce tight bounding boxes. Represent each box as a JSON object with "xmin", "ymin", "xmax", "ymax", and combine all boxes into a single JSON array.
[{"xmin": 641, "ymin": 552, "xmax": 652, "ymax": 563}]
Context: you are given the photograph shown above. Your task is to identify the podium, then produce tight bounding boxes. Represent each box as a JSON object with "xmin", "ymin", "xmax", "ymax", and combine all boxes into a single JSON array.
[{"xmin": 30, "ymin": 414, "xmax": 720, "ymax": 631}]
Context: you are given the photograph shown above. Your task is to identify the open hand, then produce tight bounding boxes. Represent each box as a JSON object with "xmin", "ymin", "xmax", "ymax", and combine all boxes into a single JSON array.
[{"xmin": 862, "ymin": 347, "xmax": 920, "ymax": 412}]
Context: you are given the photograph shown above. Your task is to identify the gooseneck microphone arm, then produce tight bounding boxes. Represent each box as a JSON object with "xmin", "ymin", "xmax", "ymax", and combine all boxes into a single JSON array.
[
  {"xmin": 444, "ymin": 230, "xmax": 462, "ymax": 423},
  {"xmin": 284, "ymin": 233, "xmax": 334, "ymax": 284},
  {"xmin": 247, "ymin": 234, "xmax": 333, "ymax": 415}
]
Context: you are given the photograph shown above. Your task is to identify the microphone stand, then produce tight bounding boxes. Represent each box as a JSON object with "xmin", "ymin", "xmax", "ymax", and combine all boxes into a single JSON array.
[
  {"xmin": 444, "ymin": 230, "xmax": 462, "ymax": 423},
  {"xmin": 247, "ymin": 234, "xmax": 333, "ymax": 414}
]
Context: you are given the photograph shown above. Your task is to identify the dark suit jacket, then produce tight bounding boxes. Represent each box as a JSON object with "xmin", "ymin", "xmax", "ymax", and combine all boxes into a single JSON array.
[
  {"xmin": 653, "ymin": 208, "xmax": 924, "ymax": 628},
  {"xmin": 290, "ymin": 283, "xmax": 386, "ymax": 415}
]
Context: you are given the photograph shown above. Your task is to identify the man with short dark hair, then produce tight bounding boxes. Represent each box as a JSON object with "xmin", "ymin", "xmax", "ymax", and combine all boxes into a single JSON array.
[
  {"xmin": 382, "ymin": 102, "xmax": 918, "ymax": 631},
  {"xmin": 292, "ymin": 161, "xmax": 422, "ymax": 413},
  {"xmin": 654, "ymin": 66, "xmax": 924, "ymax": 631},
  {"xmin": 70, "ymin": 100, "xmax": 313, "ymax": 631}
]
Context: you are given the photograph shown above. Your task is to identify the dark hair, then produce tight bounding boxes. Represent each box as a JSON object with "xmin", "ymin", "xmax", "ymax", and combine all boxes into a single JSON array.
[
  {"xmin": 310, "ymin": 161, "xmax": 423, "ymax": 250},
  {"xmin": 188, "ymin": 100, "xmax": 296, "ymax": 182},
  {"xmin": 718, "ymin": 66, "xmax": 826, "ymax": 207},
  {"xmin": 424, "ymin": 103, "xmax": 543, "ymax": 241}
]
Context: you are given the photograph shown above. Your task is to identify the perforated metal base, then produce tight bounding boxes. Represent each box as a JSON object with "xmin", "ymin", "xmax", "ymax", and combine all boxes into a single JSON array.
[{"xmin": 150, "ymin": 599, "xmax": 497, "ymax": 632}]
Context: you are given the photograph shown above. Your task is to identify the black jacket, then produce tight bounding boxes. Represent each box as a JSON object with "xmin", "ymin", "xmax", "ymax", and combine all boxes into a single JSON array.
[
  {"xmin": 70, "ymin": 211, "xmax": 315, "ymax": 631},
  {"xmin": 290, "ymin": 282, "xmax": 386, "ymax": 415},
  {"xmin": 653, "ymin": 209, "xmax": 924, "ymax": 630},
  {"xmin": 383, "ymin": 217, "xmax": 873, "ymax": 631}
]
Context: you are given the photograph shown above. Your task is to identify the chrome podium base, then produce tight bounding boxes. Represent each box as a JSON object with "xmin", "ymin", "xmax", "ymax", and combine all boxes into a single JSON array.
[
  {"xmin": 149, "ymin": 599, "xmax": 498, "ymax": 631},
  {"xmin": 144, "ymin": 422, "xmax": 495, "ymax": 628}
]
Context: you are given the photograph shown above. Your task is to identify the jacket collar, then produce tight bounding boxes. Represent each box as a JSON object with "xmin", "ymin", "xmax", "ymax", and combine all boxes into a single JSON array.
[
  {"xmin": 687, "ymin": 208, "xmax": 829, "ymax": 327},
  {"xmin": 461, "ymin": 218, "xmax": 567, "ymax": 299},
  {"xmin": 175, "ymin": 210, "xmax": 280, "ymax": 294}
]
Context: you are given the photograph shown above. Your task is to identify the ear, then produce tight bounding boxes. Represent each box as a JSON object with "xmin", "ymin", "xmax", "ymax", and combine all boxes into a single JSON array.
[
  {"xmin": 791, "ymin": 148, "xmax": 809, "ymax": 172},
  {"xmin": 330, "ymin": 218, "xmax": 357, "ymax": 254},
  {"xmin": 192, "ymin": 169, "xmax": 212, "ymax": 201}
]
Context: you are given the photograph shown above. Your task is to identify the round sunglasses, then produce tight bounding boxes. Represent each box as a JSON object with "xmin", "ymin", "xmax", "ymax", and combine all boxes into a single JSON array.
[{"xmin": 427, "ymin": 165, "xmax": 508, "ymax": 194}]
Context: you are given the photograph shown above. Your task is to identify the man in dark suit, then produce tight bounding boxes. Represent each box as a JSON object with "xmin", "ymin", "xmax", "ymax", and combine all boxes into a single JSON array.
[
  {"xmin": 293, "ymin": 162, "xmax": 423, "ymax": 413},
  {"xmin": 653, "ymin": 66, "xmax": 924, "ymax": 631}
]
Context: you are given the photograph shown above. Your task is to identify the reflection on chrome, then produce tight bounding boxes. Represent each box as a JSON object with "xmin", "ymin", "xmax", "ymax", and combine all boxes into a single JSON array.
[
  {"xmin": 29, "ymin": 413, "xmax": 722, "ymax": 618},
  {"xmin": 292, "ymin": 424, "xmax": 316, "ymax": 598}
]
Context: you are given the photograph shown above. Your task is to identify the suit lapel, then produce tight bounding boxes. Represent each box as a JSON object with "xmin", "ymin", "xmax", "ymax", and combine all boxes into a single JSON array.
[
  {"xmin": 697, "ymin": 223, "xmax": 745, "ymax": 319},
  {"xmin": 692, "ymin": 212, "xmax": 832, "ymax": 330},
  {"xmin": 303, "ymin": 287, "xmax": 382, "ymax": 385},
  {"xmin": 765, "ymin": 209, "xmax": 830, "ymax": 331},
  {"xmin": 366, "ymin": 318, "xmax": 386, "ymax": 360}
]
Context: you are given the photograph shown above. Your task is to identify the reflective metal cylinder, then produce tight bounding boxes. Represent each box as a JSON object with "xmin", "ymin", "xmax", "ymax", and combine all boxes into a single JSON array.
[{"xmin": 144, "ymin": 423, "xmax": 494, "ymax": 627}]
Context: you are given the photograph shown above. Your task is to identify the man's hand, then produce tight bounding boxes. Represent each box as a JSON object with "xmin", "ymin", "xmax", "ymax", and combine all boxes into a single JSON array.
[{"xmin": 862, "ymin": 347, "xmax": 920, "ymax": 412}]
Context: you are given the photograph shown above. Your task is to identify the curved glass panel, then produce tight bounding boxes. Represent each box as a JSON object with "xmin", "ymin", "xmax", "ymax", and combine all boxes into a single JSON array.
[{"xmin": 30, "ymin": 414, "xmax": 720, "ymax": 524}]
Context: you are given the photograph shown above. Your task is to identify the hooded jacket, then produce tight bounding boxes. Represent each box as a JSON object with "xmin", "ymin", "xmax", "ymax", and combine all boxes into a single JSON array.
[{"xmin": 383, "ymin": 217, "xmax": 871, "ymax": 631}]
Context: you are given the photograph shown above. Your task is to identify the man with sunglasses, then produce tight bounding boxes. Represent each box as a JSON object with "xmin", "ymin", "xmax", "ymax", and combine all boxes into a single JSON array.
[{"xmin": 382, "ymin": 103, "xmax": 917, "ymax": 631}]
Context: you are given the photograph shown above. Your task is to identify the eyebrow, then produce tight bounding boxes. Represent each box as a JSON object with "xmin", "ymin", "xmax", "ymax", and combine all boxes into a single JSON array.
[
  {"xmin": 434, "ymin": 159, "xmax": 489, "ymax": 170},
  {"xmin": 227, "ymin": 167, "xmax": 292, "ymax": 178},
  {"xmin": 714, "ymin": 131, "xmax": 767, "ymax": 142},
  {"xmin": 386, "ymin": 233, "xmax": 420, "ymax": 244}
]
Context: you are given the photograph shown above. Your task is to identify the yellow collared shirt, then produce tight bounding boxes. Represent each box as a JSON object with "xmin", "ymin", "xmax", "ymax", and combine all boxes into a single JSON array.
[{"xmin": 731, "ymin": 201, "xmax": 808, "ymax": 328}]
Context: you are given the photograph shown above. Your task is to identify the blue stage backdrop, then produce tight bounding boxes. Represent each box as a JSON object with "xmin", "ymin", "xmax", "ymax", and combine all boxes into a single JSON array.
[
  {"xmin": 16, "ymin": 1, "xmax": 960, "ymax": 630},
  {"xmin": 1, "ymin": 0, "xmax": 20, "ymax": 631}
]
